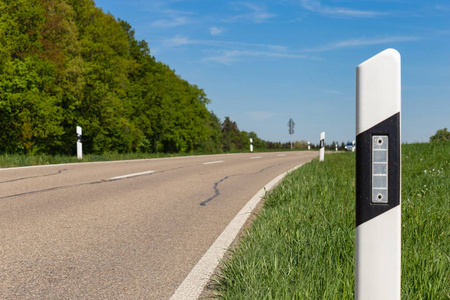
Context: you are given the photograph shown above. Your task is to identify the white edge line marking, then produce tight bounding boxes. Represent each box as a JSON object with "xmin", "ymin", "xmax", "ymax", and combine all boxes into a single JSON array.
[
  {"xmin": 170, "ymin": 163, "xmax": 306, "ymax": 300},
  {"xmin": 110, "ymin": 170, "xmax": 154, "ymax": 180},
  {"xmin": 250, "ymin": 156, "xmax": 262, "ymax": 159},
  {"xmin": 202, "ymin": 161, "xmax": 224, "ymax": 165}
]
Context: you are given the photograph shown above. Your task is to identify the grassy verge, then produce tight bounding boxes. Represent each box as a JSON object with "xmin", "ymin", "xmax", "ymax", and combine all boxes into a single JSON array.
[
  {"xmin": 401, "ymin": 142, "xmax": 449, "ymax": 298},
  {"xmin": 212, "ymin": 142, "xmax": 449, "ymax": 299}
]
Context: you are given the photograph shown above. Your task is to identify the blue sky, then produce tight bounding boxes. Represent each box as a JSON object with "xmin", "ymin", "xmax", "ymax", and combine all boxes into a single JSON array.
[{"xmin": 94, "ymin": 0, "xmax": 449, "ymax": 144}]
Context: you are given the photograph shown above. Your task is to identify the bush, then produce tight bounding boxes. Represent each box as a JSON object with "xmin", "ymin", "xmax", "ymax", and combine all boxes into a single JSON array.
[{"xmin": 430, "ymin": 128, "xmax": 450, "ymax": 142}]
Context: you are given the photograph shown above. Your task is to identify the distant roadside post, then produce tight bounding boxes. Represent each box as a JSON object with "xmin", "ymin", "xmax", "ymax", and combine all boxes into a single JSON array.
[
  {"xmin": 355, "ymin": 49, "xmax": 401, "ymax": 300},
  {"xmin": 76, "ymin": 126, "xmax": 83, "ymax": 159},
  {"xmin": 319, "ymin": 132, "xmax": 325, "ymax": 161},
  {"xmin": 250, "ymin": 138, "xmax": 253, "ymax": 152},
  {"xmin": 308, "ymin": 141, "xmax": 310, "ymax": 150}
]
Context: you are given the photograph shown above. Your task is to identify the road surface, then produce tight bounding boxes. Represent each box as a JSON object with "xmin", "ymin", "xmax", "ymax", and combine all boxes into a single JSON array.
[{"xmin": 0, "ymin": 151, "xmax": 317, "ymax": 299}]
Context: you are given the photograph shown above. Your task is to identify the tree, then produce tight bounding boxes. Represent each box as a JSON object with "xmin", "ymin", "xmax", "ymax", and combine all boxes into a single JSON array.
[
  {"xmin": 430, "ymin": 128, "xmax": 450, "ymax": 142},
  {"xmin": 0, "ymin": 0, "xmax": 262, "ymax": 155},
  {"xmin": 221, "ymin": 117, "xmax": 241, "ymax": 151},
  {"xmin": 293, "ymin": 140, "xmax": 308, "ymax": 150},
  {"xmin": 195, "ymin": 111, "xmax": 222, "ymax": 153}
]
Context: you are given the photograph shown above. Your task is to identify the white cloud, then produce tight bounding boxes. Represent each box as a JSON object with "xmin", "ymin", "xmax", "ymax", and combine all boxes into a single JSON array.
[
  {"xmin": 161, "ymin": 8, "xmax": 194, "ymax": 16},
  {"xmin": 210, "ymin": 27, "xmax": 225, "ymax": 36},
  {"xmin": 326, "ymin": 89, "xmax": 341, "ymax": 95},
  {"xmin": 251, "ymin": 12, "xmax": 276, "ymax": 23},
  {"xmin": 148, "ymin": 5, "xmax": 194, "ymax": 28},
  {"xmin": 305, "ymin": 36, "xmax": 422, "ymax": 52},
  {"xmin": 151, "ymin": 16, "xmax": 189, "ymax": 28},
  {"xmin": 163, "ymin": 35, "xmax": 192, "ymax": 47},
  {"xmin": 161, "ymin": 37, "xmax": 290, "ymax": 52},
  {"xmin": 158, "ymin": 36, "xmax": 307, "ymax": 65},
  {"xmin": 227, "ymin": 2, "xmax": 276, "ymax": 23},
  {"xmin": 434, "ymin": 4, "xmax": 450, "ymax": 12},
  {"xmin": 201, "ymin": 50, "xmax": 242, "ymax": 65},
  {"xmin": 300, "ymin": 0, "xmax": 384, "ymax": 18},
  {"xmin": 202, "ymin": 49, "xmax": 308, "ymax": 65}
]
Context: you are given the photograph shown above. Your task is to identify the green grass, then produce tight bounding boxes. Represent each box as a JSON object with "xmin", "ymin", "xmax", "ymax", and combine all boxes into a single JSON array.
[
  {"xmin": 401, "ymin": 143, "xmax": 449, "ymax": 299},
  {"xmin": 212, "ymin": 142, "xmax": 449, "ymax": 299}
]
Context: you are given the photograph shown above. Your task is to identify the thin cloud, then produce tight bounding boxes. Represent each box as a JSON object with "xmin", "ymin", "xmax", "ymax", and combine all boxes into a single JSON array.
[
  {"xmin": 161, "ymin": 36, "xmax": 289, "ymax": 52},
  {"xmin": 434, "ymin": 4, "xmax": 450, "ymax": 12},
  {"xmin": 202, "ymin": 51, "xmax": 239, "ymax": 65},
  {"xmin": 159, "ymin": 36, "xmax": 307, "ymax": 65},
  {"xmin": 300, "ymin": 0, "xmax": 385, "ymax": 18},
  {"xmin": 148, "ymin": 5, "xmax": 194, "ymax": 28},
  {"xmin": 326, "ymin": 89, "xmax": 341, "ymax": 95},
  {"xmin": 151, "ymin": 16, "xmax": 189, "ymax": 28},
  {"xmin": 163, "ymin": 35, "xmax": 191, "ymax": 47},
  {"xmin": 202, "ymin": 49, "xmax": 308, "ymax": 65},
  {"xmin": 210, "ymin": 27, "xmax": 225, "ymax": 36},
  {"xmin": 161, "ymin": 8, "xmax": 194, "ymax": 16},
  {"xmin": 304, "ymin": 36, "xmax": 422, "ymax": 52},
  {"xmin": 226, "ymin": 2, "xmax": 276, "ymax": 23}
]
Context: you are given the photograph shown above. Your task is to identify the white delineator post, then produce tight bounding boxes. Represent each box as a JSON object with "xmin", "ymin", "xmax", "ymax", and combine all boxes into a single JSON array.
[
  {"xmin": 319, "ymin": 132, "xmax": 325, "ymax": 162},
  {"xmin": 76, "ymin": 126, "xmax": 83, "ymax": 159},
  {"xmin": 250, "ymin": 138, "xmax": 253, "ymax": 152},
  {"xmin": 308, "ymin": 141, "xmax": 310, "ymax": 150},
  {"xmin": 355, "ymin": 49, "xmax": 401, "ymax": 300},
  {"xmin": 335, "ymin": 143, "xmax": 338, "ymax": 152}
]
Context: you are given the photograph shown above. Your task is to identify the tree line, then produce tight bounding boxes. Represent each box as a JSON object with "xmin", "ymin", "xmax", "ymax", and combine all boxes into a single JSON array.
[{"xmin": 0, "ymin": 0, "xmax": 275, "ymax": 155}]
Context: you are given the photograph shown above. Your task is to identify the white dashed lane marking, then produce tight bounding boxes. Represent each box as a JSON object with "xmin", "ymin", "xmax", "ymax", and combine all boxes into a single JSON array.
[
  {"xmin": 202, "ymin": 161, "xmax": 224, "ymax": 165},
  {"xmin": 110, "ymin": 171, "xmax": 155, "ymax": 180}
]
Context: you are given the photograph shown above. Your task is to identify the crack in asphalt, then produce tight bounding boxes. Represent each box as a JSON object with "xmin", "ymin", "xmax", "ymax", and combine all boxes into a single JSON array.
[
  {"xmin": 200, "ymin": 175, "xmax": 234, "ymax": 206},
  {"xmin": 1, "ymin": 162, "xmax": 282, "ymax": 204},
  {"xmin": 0, "ymin": 165, "xmax": 190, "ymax": 200},
  {"xmin": 0, "ymin": 169, "xmax": 68, "ymax": 184},
  {"xmin": 199, "ymin": 163, "xmax": 281, "ymax": 206},
  {"xmin": 0, "ymin": 180, "xmax": 105, "ymax": 200}
]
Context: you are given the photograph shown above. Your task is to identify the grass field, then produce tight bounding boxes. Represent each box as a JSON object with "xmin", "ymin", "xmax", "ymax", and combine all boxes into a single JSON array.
[{"xmin": 212, "ymin": 142, "xmax": 449, "ymax": 299}]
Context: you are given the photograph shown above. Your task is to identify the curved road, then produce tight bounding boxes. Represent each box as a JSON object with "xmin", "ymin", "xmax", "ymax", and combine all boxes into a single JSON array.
[{"xmin": 0, "ymin": 151, "xmax": 317, "ymax": 299}]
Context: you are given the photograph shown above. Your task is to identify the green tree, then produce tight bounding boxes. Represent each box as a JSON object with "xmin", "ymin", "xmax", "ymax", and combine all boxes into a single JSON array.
[
  {"xmin": 0, "ymin": 0, "xmax": 259, "ymax": 155},
  {"xmin": 430, "ymin": 128, "xmax": 450, "ymax": 142},
  {"xmin": 222, "ymin": 116, "xmax": 241, "ymax": 151},
  {"xmin": 201, "ymin": 111, "xmax": 223, "ymax": 153},
  {"xmin": 293, "ymin": 140, "xmax": 308, "ymax": 150}
]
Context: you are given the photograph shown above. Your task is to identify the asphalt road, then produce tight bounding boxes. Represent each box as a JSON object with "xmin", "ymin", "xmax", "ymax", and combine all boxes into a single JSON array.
[{"xmin": 0, "ymin": 151, "xmax": 318, "ymax": 299}]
